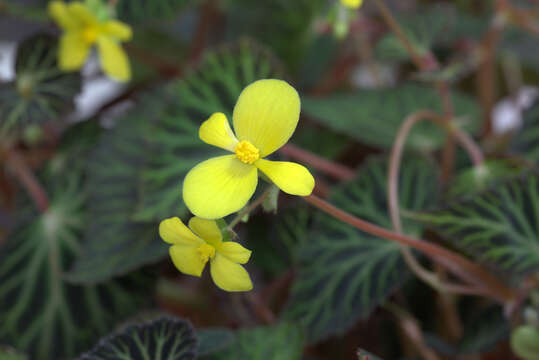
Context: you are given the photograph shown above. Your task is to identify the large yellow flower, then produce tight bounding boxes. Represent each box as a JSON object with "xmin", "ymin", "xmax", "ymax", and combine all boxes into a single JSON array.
[
  {"xmin": 159, "ymin": 216, "xmax": 253, "ymax": 292},
  {"xmin": 183, "ymin": 79, "xmax": 315, "ymax": 219},
  {"xmin": 340, "ymin": 0, "xmax": 363, "ymax": 9},
  {"xmin": 48, "ymin": 1, "xmax": 132, "ymax": 82}
]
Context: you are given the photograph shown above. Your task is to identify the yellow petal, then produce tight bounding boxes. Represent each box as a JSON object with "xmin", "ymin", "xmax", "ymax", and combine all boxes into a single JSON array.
[
  {"xmin": 183, "ymin": 155, "xmax": 258, "ymax": 219},
  {"xmin": 218, "ymin": 242, "xmax": 251, "ymax": 264},
  {"xmin": 58, "ymin": 32, "xmax": 91, "ymax": 71},
  {"xmin": 159, "ymin": 217, "xmax": 203, "ymax": 245},
  {"xmin": 232, "ymin": 79, "xmax": 300, "ymax": 157},
  {"xmin": 255, "ymin": 159, "xmax": 314, "ymax": 196},
  {"xmin": 67, "ymin": 2, "xmax": 97, "ymax": 26},
  {"xmin": 340, "ymin": 0, "xmax": 363, "ymax": 9},
  {"xmin": 96, "ymin": 37, "xmax": 131, "ymax": 82},
  {"xmin": 169, "ymin": 244, "xmax": 206, "ymax": 277},
  {"xmin": 210, "ymin": 254, "xmax": 253, "ymax": 291},
  {"xmin": 199, "ymin": 113, "xmax": 238, "ymax": 152},
  {"xmin": 188, "ymin": 217, "xmax": 222, "ymax": 245},
  {"xmin": 101, "ymin": 20, "xmax": 133, "ymax": 41},
  {"xmin": 48, "ymin": 1, "xmax": 80, "ymax": 30}
]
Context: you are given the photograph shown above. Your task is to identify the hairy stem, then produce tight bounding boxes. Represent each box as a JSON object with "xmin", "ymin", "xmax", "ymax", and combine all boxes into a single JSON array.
[{"xmin": 303, "ymin": 194, "xmax": 515, "ymax": 303}]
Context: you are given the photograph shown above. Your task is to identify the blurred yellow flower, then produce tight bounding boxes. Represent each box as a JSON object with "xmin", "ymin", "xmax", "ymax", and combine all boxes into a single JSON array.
[
  {"xmin": 340, "ymin": 0, "xmax": 363, "ymax": 9},
  {"xmin": 183, "ymin": 79, "xmax": 315, "ymax": 219},
  {"xmin": 159, "ymin": 216, "xmax": 253, "ymax": 292},
  {"xmin": 48, "ymin": 1, "xmax": 132, "ymax": 82}
]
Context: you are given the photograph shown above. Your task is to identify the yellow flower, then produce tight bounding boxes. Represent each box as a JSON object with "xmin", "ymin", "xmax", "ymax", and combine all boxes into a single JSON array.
[
  {"xmin": 183, "ymin": 79, "xmax": 315, "ymax": 219},
  {"xmin": 48, "ymin": 1, "xmax": 132, "ymax": 82},
  {"xmin": 159, "ymin": 216, "xmax": 253, "ymax": 292},
  {"xmin": 340, "ymin": 0, "xmax": 363, "ymax": 9}
]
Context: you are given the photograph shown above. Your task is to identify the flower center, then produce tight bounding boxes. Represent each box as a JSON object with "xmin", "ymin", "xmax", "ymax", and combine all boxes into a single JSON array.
[
  {"xmin": 197, "ymin": 243, "xmax": 216, "ymax": 263},
  {"xmin": 234, "ymin": 140, "xmax": 259, "ymax": 164},
  {"xmin": 83, "ymin": 27, "xmax": 98, "ymax": 44}
]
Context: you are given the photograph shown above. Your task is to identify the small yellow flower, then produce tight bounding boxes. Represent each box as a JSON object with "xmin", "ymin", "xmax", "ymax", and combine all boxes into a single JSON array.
[
  {"xmin": 159, "ymin": 216, "xmax": 253, "ymax": 292},
  {"xmin": 48, "ymin": 1, "xmax": 132, "ymax": 82},
  {"xmin": 340, "ymin": 0, "xmax": 363, "ymax": 9},
  {"xmin": 183, "ymin": 79, "xmax": 315, "ymax": 219}
]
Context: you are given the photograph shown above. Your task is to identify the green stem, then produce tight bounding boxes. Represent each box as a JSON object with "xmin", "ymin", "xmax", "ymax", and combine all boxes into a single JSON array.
[{"xmin": 227, "ymin": 186, "xmax": 272, "ymax": 229}]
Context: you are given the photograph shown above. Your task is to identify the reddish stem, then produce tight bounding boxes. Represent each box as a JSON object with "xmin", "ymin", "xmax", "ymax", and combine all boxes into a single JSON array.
[
  {"xmin": 303, "ymin": 194, "xmax": 515, "ymax": 303},
  {"xmin": 280, "ymin": 144, "xmax": 355, "ymax": 181}
]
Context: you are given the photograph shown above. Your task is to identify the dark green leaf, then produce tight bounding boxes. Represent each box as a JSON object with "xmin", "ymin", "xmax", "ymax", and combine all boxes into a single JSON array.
[
  {"xmin": 459, "ymin": 306, "xmax": 509, "ymax": 354},
  {"xmin": 67, "ymin": 92, "xmax": 168, "ymax": 284},
  {"xmin": 203, "ymin": 323, "xmax": 303, "ymax": 360},
  {"xmin": 0, "ymin": 171, "xmax": 141, "ymax": 360},
  {"xmin": 302, "ymin": 84, "xmax": 479, "ymax": 151},
  {"xmin": 0, "ymin": 34, "xmax": 81, "ymax": 133},
  {"xmin": 0, "ymin": 346, "xmax": 26, "ymax": 360},
  {"xmin": 422, "ymin": 173, "xmax": 539, "ymax": 278},
  {"xmin": 197, "ymin": 328, "xmax": 236, "ymax": 356},
  {"xmin": 116, "ymin": 0, "xmax": 198, "ymax": 23},
  {"xmin": 79, "ymin": 316, "xmax": 198, "ymax": 360},
  {"xmin": 285, "ymin": 156, "xmax": 440, "ymax": 343},
  {"xmin": 511, "ymin": 99, "xmax": 539, "ymax": 163}
]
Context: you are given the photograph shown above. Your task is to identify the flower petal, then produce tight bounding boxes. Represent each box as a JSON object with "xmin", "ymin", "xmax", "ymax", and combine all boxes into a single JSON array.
[
  {"xmin": 340, "ymin": 0, "xmax": 363, "ymax": 9},
  {"xmin": 232, "ymin": 79, "xmax": 300, "ymax": 157},
  {"xmin": 169, "ymin": 244, "xmax": 206, "ymax": 277},
  {"xmin": 97, "ymin": 37, "xmax": 131, "ymax": 82},
  {"xmin": 183, "ymin": 155, "xmax": 258, "ymax": 219},
  {"xmin": 199, "ymin": 112, "xmax": 238, "ymax": 152},
  {"xmin": 48, "ymin": 1, "xmax": 80, "ymax": 30},
  {"xmin": 210, "ymin": 254, "xmax": 253, "ymax": 291},
  {"xmin": 58, "ymin": 32, "xmax": 91, "ymax": 71},
  {"xmin": 159, "ymin": 217, "xmax": 203, "ymax": 245},
  {"xmin": 67, "ymin": 2, "xmax": 97, "ymax": 26},
  {"xmin": 218, "ymin": 242, "xmax": 251, "ymax": 264},
  {"xmin": 101, "ymin": 20, "xmax": 133, "ymax": 41},
  {"xmin": 188, "ymin": 217, "xmax": 222, "ymax": 245},
  {"xmin": 255, "ymin": 159, "xmax": 314, "ymax": 196}
]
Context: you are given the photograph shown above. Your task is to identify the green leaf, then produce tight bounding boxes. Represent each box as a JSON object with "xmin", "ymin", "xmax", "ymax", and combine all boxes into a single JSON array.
[
  {"xmin": 285, "ymin": 155, "xmax": 440, "ymax": 343},
  {"xmin": 511, "ymin": 325, "xmax": 539, "ymax": 360},
  {"xmin": 0, "ymin": 171, "xmax": 141, "ymax": 360},
  {"xmin": 67, "ymin": 92, "xmax": 168, "ymax": 284},
  {"xmin": 422, "ymin": 173, "xmax": 539, "ymax": 279},
  {"xmin": 459, "ymin": 306, "xmax": 509, "ymax": 354},
  {"xmin": 0, "ymin": 346, "xmax": 26, "ymax": 360},
  {"xmin": 116, "ymin": 0, "xmax": 198, "ymax": 23},
  {"xmin": 197, "ymin": 328, "xmax": 236, "ymax": 356},
  {"xmin": 136, "ymin": 39, "xmax": 284, "ymax": 222},
  {"xmin": 302, "ymin": 84, "xmax": 479, "ymax": 151},
  {"xmin": 512, "ymin": 100, "xmax": 539, "ymax": 163},
  {"xmin": 79, "ymin": 316, "xmax": 198, "ymax": 360},
  {"xmin": 0, "ymin": 34, "xmax": 81, "ymax": 133},
  {"xmin": 203, "ymin": 323, "xmax": 304, "ymax": 360}
]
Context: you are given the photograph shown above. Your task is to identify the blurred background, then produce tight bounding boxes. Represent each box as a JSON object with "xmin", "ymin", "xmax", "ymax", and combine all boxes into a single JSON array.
[{"xmin": 0, "ymin": 0, "xmax": 538, "ymax": 359}]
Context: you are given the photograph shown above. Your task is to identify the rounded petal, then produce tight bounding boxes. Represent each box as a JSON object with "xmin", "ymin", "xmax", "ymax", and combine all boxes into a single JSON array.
[
  {"xmin": 48, "ymin": 1, "xmax": 80, "ymax": 30},
  {"xmin": 183, "ymin": 155, "xmax": 258, "ymax": 219},
  {"xmin": 232, "ymin": 79, "xmax": 300, "ymax": 157},
  {"xmin": 188, "ymin": 217, "xmax": 222, "ymax": 245},
  {"xmin": 199, "ymin": 112, "xmax": 238, "ymax": 152},
  {"xmin": 67, "ymin": 2, "xmax": 97, "ymax": 26},
  {"xmin": 97, "ymin": 37, "xmax": 131, "ymax": 82},
  {"xmin": 169, "ymin": 244, "xmax": 206, "ymax": 277},
  {"xmin": 58, "ymin": 32, "xmax": 91, "ymax": 71},
  {"xmin": 210, "ymin": 254, "xmax": 253, "ymax": 291},
  {"xmin": 218, "ymin": 242, "xmax": 251, "ymax": 264},
  {"xmin": 159, "ymin": 217, "xmax": 203, "ymax": 245},
  {"xmin": 101, "ymin": 20, "xmax": 133, "ymax": 41},
  {"xmin": 255, "ymin": 159, "xmax": 314, "ymax": 196},
  {"xmin": 340, "ymin": 0, "xmax": 363, "ymax": 9}
]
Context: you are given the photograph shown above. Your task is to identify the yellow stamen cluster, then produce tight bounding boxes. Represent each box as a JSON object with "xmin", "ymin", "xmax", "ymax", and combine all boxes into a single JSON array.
[
  {"xmin": 234, "ymin": 140, "xmax": 260, "ymax": 164},
  {"xmin": 197, "ymin": 243, "xmax": 216, "ymax": 263},
  {"xmin": 83, "ymin": 27, "xmax": 98, "ymax": 44}
]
